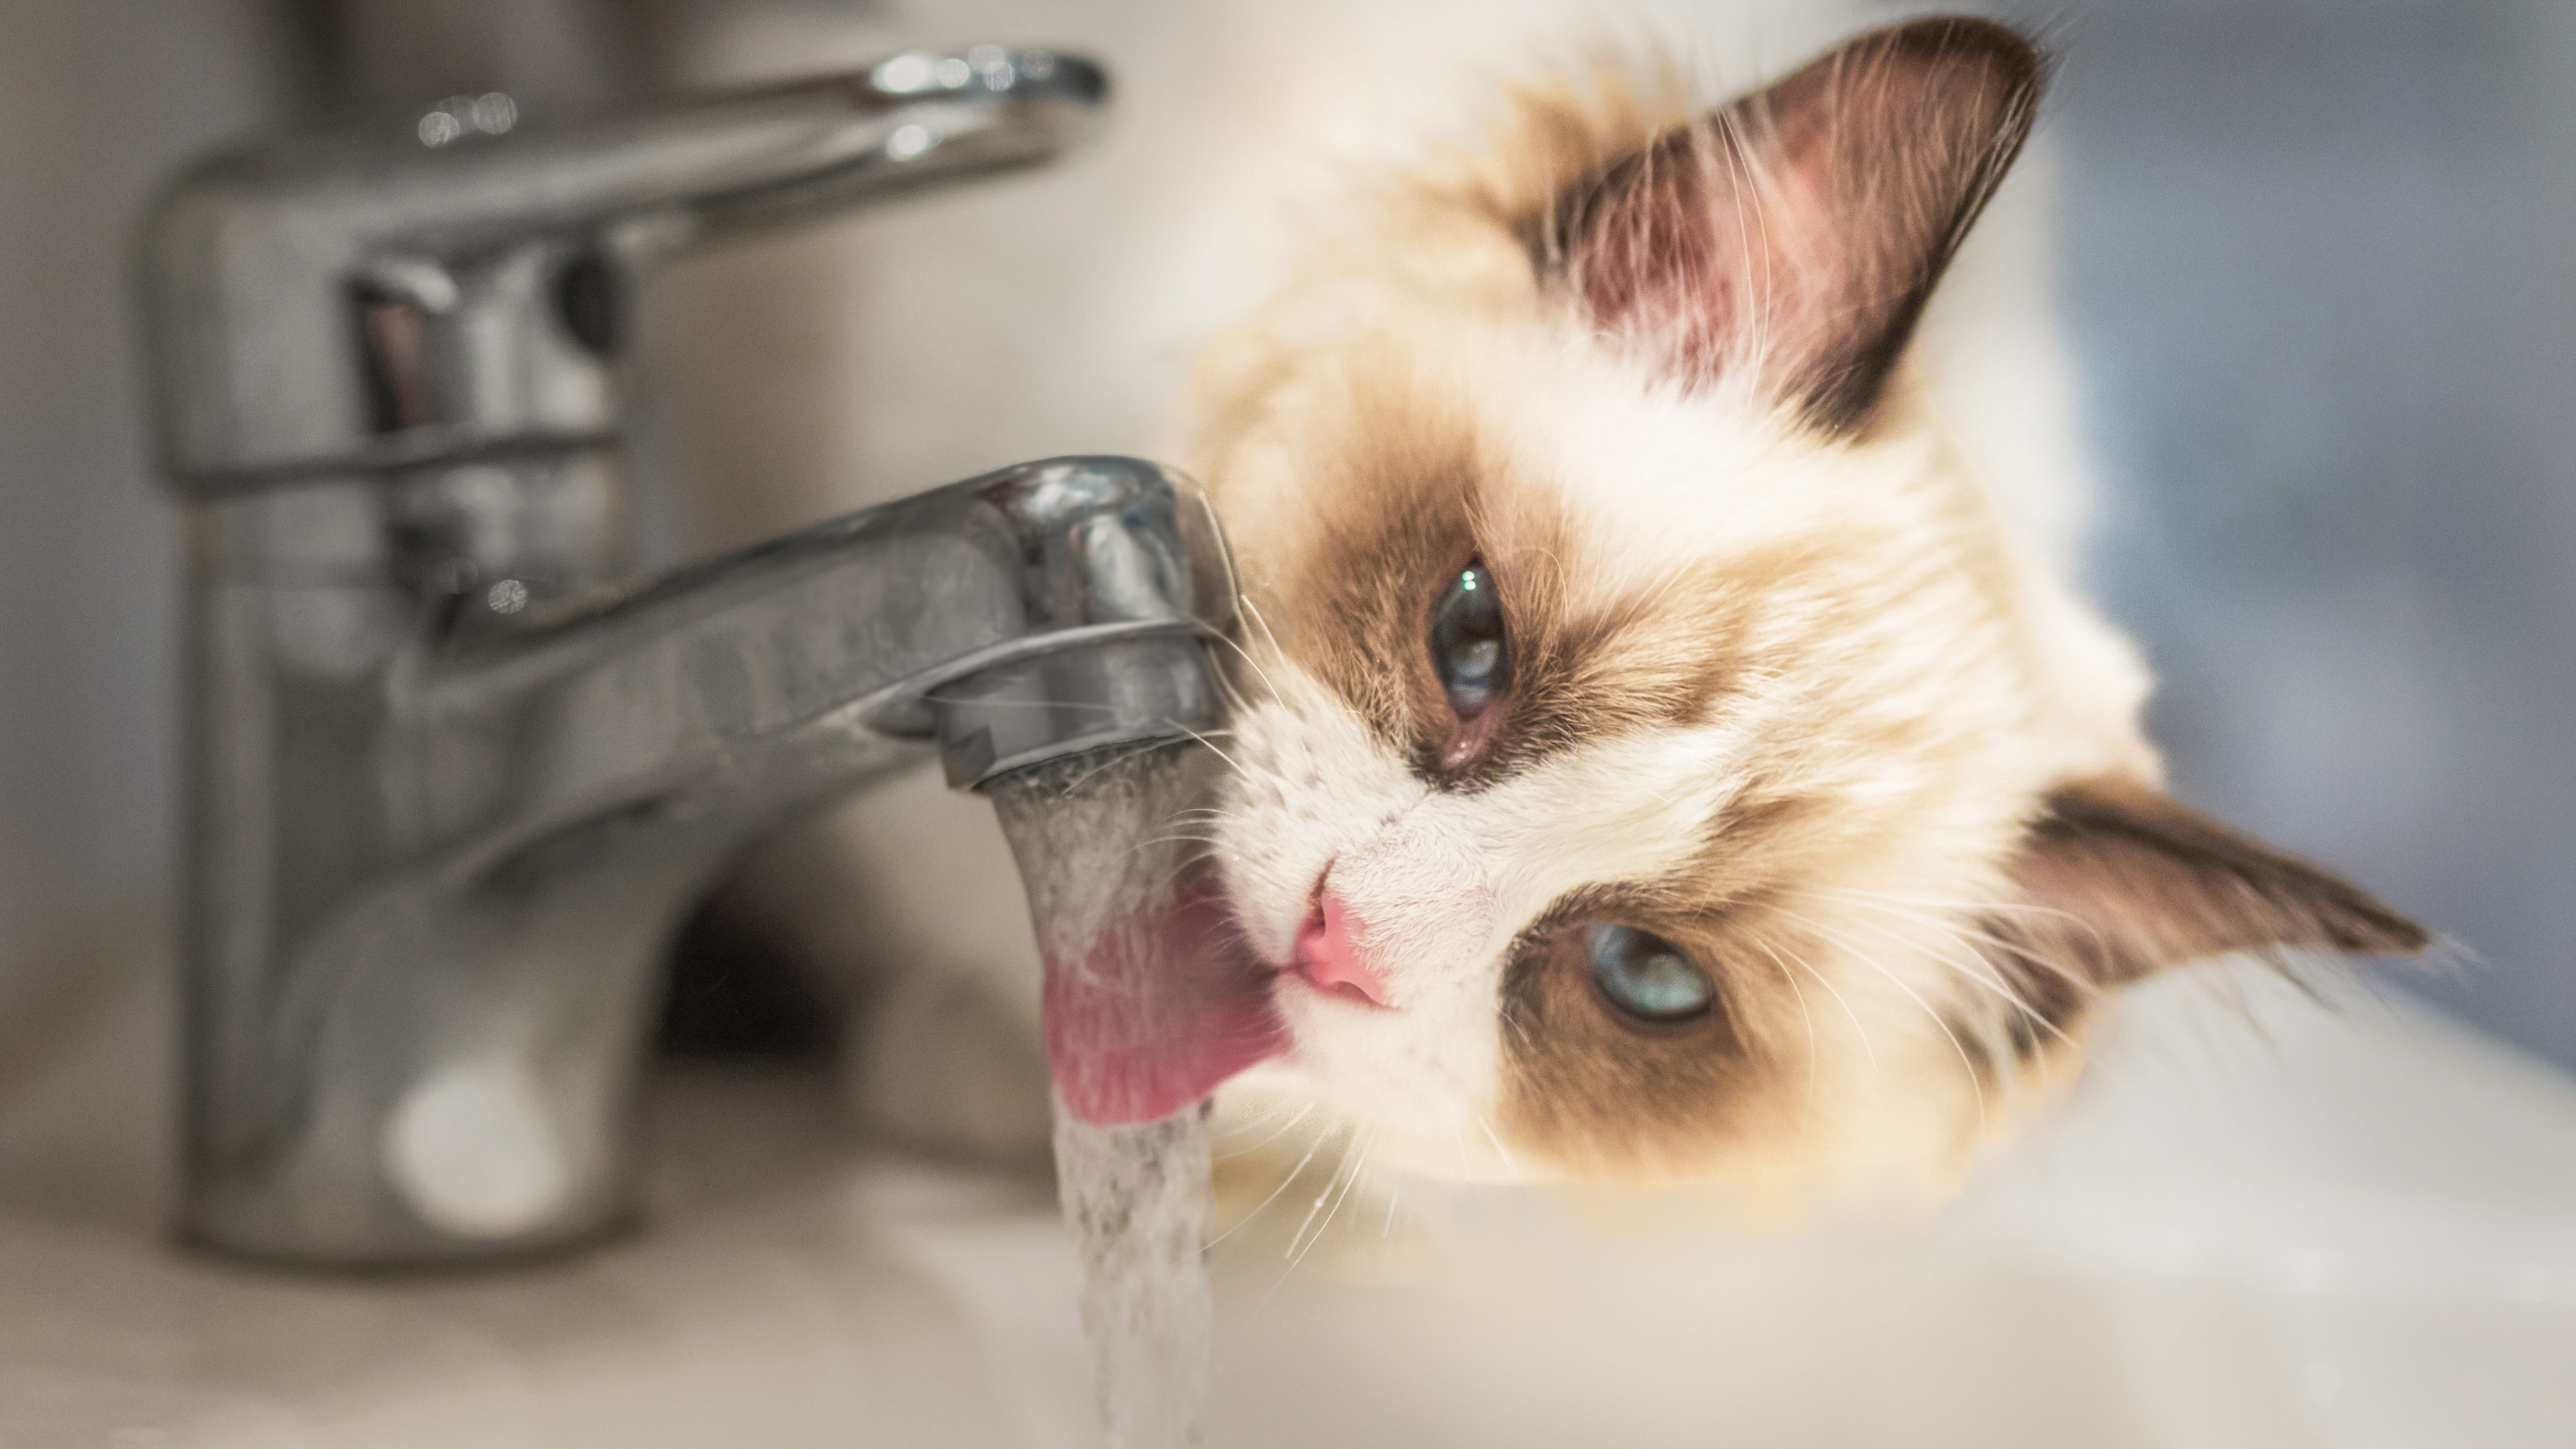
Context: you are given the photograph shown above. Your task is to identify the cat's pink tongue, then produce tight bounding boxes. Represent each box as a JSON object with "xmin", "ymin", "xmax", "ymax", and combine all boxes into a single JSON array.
[{"xmin": 1042, "ymin": 861, "xmax": 1287, "ymax": 1126}]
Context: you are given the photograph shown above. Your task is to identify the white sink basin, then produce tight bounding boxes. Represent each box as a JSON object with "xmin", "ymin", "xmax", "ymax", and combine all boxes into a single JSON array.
[{"xmin": 3, "ymin": 961, "xmax": 2570, "ymax": 1447}]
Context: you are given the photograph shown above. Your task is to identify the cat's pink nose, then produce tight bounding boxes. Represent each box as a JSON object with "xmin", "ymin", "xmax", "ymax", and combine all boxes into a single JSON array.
[{"xmin": 1290, "ymin": 893, "xmax": 1389, "ymax": 1007}]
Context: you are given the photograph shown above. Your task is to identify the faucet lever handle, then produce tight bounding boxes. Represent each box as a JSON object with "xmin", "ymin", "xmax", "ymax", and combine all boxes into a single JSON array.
[
  {"xmin": 394, "ymin": 47, "xmax": 1106, "ymax": 258},
  {"xmin": 142, "ymin": 46, "xmax": 1109, "ymax": 488}
]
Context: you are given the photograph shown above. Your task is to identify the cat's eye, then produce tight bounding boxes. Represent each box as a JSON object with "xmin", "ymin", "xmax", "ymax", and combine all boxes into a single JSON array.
[
  {"xmin": 1585, "ymin": 923, "xmax": 1715, "ymax": 1022},
  {"xmin": 1430, "ymin": 560, "xmax": 1507, "ymax": 718}
]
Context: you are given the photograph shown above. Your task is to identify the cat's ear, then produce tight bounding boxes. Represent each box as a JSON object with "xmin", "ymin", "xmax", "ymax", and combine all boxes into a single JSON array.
[
  {"xmin": 1535, "ymin": 17, "xmax": 2045, "ymax": 431},
  {"xmin": 1994, "ymin": 775, "xmax": 2428, "ymax": 991}
]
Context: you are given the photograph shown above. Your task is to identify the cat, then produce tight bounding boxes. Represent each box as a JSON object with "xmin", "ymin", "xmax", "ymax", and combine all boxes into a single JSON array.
[
  {"xmin": 669, "ymin": 7, "xmax": 2424, "ymax": 1193},
  {"xmin": 1158, "ymin": 15, "xmax": 2427, "ymax": 1193}
]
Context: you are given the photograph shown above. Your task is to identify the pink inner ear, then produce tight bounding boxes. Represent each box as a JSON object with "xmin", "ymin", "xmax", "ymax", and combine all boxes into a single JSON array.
[
  {"xmin": 1564, "ymin": 126, "xmax": 1837, "ymax": 393},
  {"xmin": 1546, "ymin": 17, "xmax": 2043, "ymax": 428},
  {"xmin": 1555, "ymin": 97, "xmax": 1860, "ymax": 402}
]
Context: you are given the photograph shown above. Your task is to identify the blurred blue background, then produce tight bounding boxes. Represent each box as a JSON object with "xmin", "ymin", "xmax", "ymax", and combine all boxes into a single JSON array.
[
  {"xmin": 0, "ymin": 0, "xmax": 2567, "ymax": 1075},
  {"xmin": 2027, "ymin": 0, "xmax": 2576, "ymax": 1068}
]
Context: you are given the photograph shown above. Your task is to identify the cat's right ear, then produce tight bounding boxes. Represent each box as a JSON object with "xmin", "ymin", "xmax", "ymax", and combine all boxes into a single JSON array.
[
  {"xmin": 1533, "ymin": 17, "xmax": 2046, "ymax": 433},
  {"xmin": 1988, "ymin": 775, "xmax": 2428, "ymax": 1000}
]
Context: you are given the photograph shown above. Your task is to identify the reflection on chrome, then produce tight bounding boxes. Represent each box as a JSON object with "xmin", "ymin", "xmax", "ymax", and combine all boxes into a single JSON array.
[{"xmin": 417, "ymin": 91, "xmax": 519, "ymax": 148}]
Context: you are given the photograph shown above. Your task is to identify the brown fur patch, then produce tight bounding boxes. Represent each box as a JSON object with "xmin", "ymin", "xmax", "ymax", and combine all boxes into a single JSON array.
[
  {"xmin": 1499, "ymin": 903, "xmax": 1765, "ymax": 1177},
  {"xmin": 1228, "ymin": 356, "xmax": 1790, "ymax": 790},
  {"xmin": 2000, "ymin": 775, "xmax": 2430, "ymax": 986}
]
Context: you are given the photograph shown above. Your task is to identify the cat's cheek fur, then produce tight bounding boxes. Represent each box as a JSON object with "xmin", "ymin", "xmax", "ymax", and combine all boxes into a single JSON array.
[
  {"xmin": 1212, "ymin": 672, "xmax": 1430, "ymax": 966},
  {"xmin": 1212, "ymin": 655, "xmax": 1791, "ymax": 1174},
  {"xmin": 1214, "ymin": 676, "xmax": 1511, "ymax": 1149}
]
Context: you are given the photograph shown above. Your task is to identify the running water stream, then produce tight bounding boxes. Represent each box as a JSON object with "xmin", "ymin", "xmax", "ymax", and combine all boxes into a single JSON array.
[
  {"xmin": 985, "ymin": 741, "xmax": 1282, "ymax": 1449},
  {"xmin": 1046, "ymin": 1106, "xmax": 1213, "ymax": 1449}
]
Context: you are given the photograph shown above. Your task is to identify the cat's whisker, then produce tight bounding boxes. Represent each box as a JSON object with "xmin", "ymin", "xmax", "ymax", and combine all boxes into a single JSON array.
[
  {"xmin": 1301, "ymin": 1131, "xmax": 1372, "ymax": 1266},
  {"xmin": 1208, "ymin": 653, "xmax": 1256, "ymax": 716},
  {"xmin": 1205, "ymin": 626, "xmax": 1289, "ymax": 708},
  {"xmin": 1167, "ymin": 724, "xmax": 1252, "ymax": 780},
  {"xmin": 1266, "ymin": 1126, "xmax": 1370, "ymax": 1309},
  {"xmin": 1252, "ymin": 1128, "xmax": 1371, "ymax": 1312},
  {"xmin": 1808, "ymin": 885, "xmax": 2107, "ymax": 941},
  {"xmin": 1222, "ymin": 600, "xmax": 1292, "ymax": 696},
  {"xmin": 1762, "ymin": 934, "xmax": 1878, "ymax": 1075},
  {"xmin": 1770, "ymin": 905, "xmax": 1990, "ymax": 1138},
  {"xmin": 1238, "ymin": 595, "xmax": 1290, "ymax": 662},
  {"xmin": 910, "ymin": 688, "xmax": 1248, "ymax": 790},
  {"xmin": 1805, "ymin": 891, "xmax": 2065, "ymax": 1012},
  {"xmin": 1803, "ymin": 889, "xmax": 2117, "ymax": 1079},
  {"xmin": 1891, "ymin": 945, "xmax": 2080, "ymax": 1088},
  {"xmin": 1204, "ymin": 1117, "xmax": 1333, "ymax": 1253},
  {"xmin": 1123, "ymin": 834, "xmax": 1222, "ymax": 856},
  {"xmin": 1187, "ymin": 484, "xmax": 1254, "ymax": 629},
  {"xmin": 1811, "ymin": 897, "xmax": 2110, "ymax": 1097},
  {"xmin": 1805, "ymin": 885, "xmax": 2110, "ymax": 1007},
  {"xmin": 1474, "ymin": 1112, "xmax": 1524, "ymax": 1186},
  {"xmin": 1743, "ymin": 929, "xmax": 1821, "ymax": 1142},
  {"xmin": 1213, "ymin": 1102, "xmax": 1316, "ymax": 1159},
  {"xmin": 1279, "ymin": 1127, "xmax": 1360, "ymax": 1264}
]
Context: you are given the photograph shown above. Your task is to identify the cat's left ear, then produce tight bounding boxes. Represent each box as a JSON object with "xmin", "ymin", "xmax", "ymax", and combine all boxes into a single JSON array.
[
  {"xmin": 1535, "ymin": 17, "xmax": 2045, "ymax": 431},
  {"xmin": 1994, "ymin": 775, "xmax": 2429, "ymax": 992}
]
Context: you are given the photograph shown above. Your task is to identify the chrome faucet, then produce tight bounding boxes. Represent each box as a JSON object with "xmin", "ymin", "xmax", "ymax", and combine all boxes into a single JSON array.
[{"xmin": 139, "ymin": 49, "xmax": 1234, "ymax": 1268}]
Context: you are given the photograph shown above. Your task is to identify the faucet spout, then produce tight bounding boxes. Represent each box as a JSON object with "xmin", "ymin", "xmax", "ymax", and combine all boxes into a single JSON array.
[{"xmin": 180, "ymin": 457, "xmax": 1231, "ymax": 1267}]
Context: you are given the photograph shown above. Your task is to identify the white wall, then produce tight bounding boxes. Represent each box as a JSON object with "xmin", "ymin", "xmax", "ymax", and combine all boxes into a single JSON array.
[{"xmin": 2027, "ymin": 0, "xmax": 2576, "ymax": 1070}]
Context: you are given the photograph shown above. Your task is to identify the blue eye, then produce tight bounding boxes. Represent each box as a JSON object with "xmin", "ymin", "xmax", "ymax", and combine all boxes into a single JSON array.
[
  {"xmin": 1430, "ymin": 561, "xmax": 1508, "ymax": 716},
  {"xmin": 1585, "ymin": 924, "xmax": 1714, "ymax": 1022}
]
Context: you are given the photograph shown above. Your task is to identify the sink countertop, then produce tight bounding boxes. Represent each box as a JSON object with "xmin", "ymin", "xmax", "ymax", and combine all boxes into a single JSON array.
[
  {"xmin": 2, "ymin": 959, "xmax": 2572, "ymax": 1449},
  {"xmin": 0, "ymin": 1062, "xmax": 1045, "ymax": 1449}
]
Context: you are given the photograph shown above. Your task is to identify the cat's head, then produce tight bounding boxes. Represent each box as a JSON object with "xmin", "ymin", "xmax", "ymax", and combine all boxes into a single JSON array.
[{"xmin": 1187, "ymin": 17, "xmax": 2424, "ymax": 1187}]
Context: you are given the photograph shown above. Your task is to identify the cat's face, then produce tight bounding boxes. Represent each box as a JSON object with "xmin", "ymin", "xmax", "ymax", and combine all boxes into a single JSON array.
[
  {"xmin": 1190, "ymin": 19, "xmax": 2422, "ymax": 1187},
  {"xmin": 1205, "ymin": 335, "xmax": 2072, "ymax": 1183}
]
